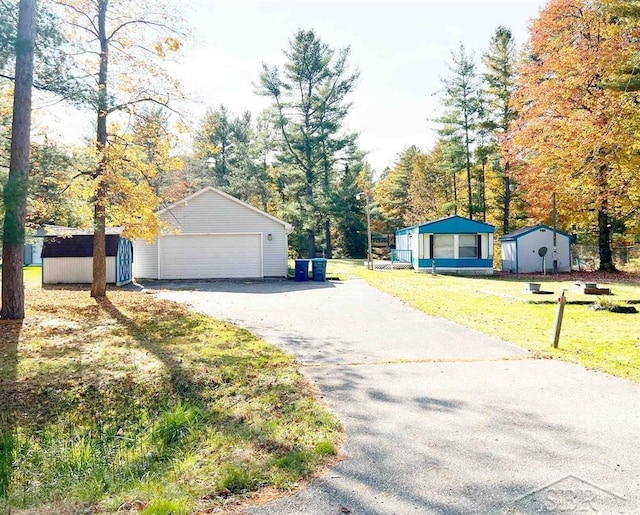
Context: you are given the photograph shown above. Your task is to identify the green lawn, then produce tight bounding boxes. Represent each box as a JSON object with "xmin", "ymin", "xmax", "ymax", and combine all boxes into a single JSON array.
[
  {"xmin": 0, "ymin": 265, "xmax": 41, "ymax": 283},
  {"xmin": 327, "ymin": 259, "xmax": 640, "ymax": 382},
  {"xmin": 0, "ymin": 269, "xmax": 341, "ymax": 514},
  {"xmin": 22, "ymin": 265, "xmax": 42, "ymax": 283}
]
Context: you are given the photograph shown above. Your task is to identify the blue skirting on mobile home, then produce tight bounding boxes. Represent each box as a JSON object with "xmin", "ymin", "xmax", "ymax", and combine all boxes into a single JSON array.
[{"xmin": 395, "ymin": 215, "xmax": 495, "ymax": 275}]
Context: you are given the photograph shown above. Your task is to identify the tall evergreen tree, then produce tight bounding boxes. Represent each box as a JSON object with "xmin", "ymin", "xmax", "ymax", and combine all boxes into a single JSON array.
[
  {"xmin": 193, "ymin": 105, "xmax": 235, "ymax": 189},
  {"xmin": 189, "ymin": 106, "xmax": 276, "ymax": 210},
  {"xmin": 482, "ymin": 26, "xmax": 519, "ymax": 234},
  {"xmin": 332, "ymin": 161, "xmax": 370, "ymax": 258},
  {"xmin": 258, "ymin": 29, "xmax": 359, "ymax": 258},
  {"xmin": 440, "ymin": 44, "xmax": 482, "ymax": 219}
]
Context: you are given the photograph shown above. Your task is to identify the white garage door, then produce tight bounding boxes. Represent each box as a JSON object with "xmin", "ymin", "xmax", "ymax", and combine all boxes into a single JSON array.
[{"xmin": 159, "ymin": 234, "xmax": 262, "ymax": 279}]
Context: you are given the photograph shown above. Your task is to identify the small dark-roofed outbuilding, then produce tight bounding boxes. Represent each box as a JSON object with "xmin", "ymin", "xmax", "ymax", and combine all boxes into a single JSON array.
[{"xmin": 41, "ymin": 232, "xmax": 133, "ymax": 285}]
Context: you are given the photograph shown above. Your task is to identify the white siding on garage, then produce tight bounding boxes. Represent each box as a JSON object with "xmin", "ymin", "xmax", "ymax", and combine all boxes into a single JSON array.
[
  {"xmin": 43, "ymin": 257, "xmax": 116, "ymax": 284},
  {"xmin": 159, "ymin": 234, "xmax": 262, "ymax": 279},
  {"xmin": 133, "ymin": 239, "xmax": 158, "ymax": 279},
  {"xmin": 158, "ymin": 188, "xmax": 288, "ymax": 278}
]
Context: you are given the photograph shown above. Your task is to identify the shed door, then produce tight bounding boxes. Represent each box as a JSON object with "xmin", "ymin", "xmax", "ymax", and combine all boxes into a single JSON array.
[{"xmin": 159, "ymin": 234, "xmax": 262, "ymax": 279}]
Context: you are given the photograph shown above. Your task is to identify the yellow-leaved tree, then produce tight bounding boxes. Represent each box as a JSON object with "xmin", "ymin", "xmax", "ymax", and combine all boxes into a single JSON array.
[{"xmin": 53, "ymin": 0, "xmax": 185, "ymax": 297}]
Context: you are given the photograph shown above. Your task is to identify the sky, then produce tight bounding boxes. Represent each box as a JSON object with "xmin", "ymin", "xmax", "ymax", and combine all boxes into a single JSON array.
[
  {"xmin": 176, "ymin": 0, "xmax": 548, "ymax": 175},
  {"xmin": 39, "ymin": 0, "xmax": 548, "ymax": 175}
]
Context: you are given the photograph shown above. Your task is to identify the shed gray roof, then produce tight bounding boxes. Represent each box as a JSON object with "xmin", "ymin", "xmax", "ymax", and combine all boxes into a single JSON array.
[{"xmin": 500, "ymin": 225, "xmax": 572, "ymax": 241}]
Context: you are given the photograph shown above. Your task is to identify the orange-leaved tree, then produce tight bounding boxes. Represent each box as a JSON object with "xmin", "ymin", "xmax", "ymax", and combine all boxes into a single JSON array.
[{"xmin": 504, "ymin": 0, "xmax": 640, "ymax": 270}]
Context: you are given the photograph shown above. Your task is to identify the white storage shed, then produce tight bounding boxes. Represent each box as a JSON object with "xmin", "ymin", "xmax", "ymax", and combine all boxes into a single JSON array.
[
  {"xmin": 500, "ymin": 225, "xmax": 572, "ymax": 274},
  {"xmin": 41, "ymin": 229, "xmax": 133, "ymax": 285},
  {"xmin": 133, "ymin": 187, "xmax": 292, "ymax": 280}
]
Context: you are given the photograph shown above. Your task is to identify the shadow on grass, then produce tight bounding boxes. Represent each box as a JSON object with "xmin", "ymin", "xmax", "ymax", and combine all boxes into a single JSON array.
[
  {"xmin": 95, "ymin": 296, "xmax": 204, "ymax": 404},
  {"xmin": 93, "ymin": 295, "xmax": 320, "ymax": 478},
  {"xmin": 0, "ymin": 290, "xmax": 338, "ymax": 511},
  {"xmin": 0, "ymin": 320, "xmax": 21, "ymax": 500}
]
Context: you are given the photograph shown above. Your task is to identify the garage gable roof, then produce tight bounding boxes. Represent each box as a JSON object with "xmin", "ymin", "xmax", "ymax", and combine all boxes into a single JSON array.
[{"xmin": 157, "ymin": 186, "xmax": 293, "ymax": 232}]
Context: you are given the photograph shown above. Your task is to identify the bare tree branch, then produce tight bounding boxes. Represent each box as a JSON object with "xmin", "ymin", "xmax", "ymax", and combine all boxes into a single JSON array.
[{"xmin": 56, "ymin": 1, "xmax": 99, "ymax": 35}]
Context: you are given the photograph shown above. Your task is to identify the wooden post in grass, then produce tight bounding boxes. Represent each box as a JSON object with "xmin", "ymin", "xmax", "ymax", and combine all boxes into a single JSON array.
[{"xmin": 552, "ymin": 289, "xmax": 567, "ymax": 348}]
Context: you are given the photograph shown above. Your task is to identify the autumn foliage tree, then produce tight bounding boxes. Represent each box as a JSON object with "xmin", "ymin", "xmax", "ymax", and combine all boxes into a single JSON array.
[
  {"xmin": 373, "ymin": 146, "xmax": 419, "ymax": 231},
  {"xmin": 406, "ymin": 139, "xmax": 461, "ymax": 225},
  {"xmin": 54, "ymin": 0, "xmax": 184, "ymax": 297},
  {"xmin": 505, "ymin": 0, "xmax": 640, "ymax": 270}
]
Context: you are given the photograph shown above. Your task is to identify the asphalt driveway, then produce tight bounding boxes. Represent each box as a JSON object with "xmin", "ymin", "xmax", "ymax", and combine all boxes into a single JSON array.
[{"xmin": 156, "ymin": 279, "xmax": 640, "ymax": 514}]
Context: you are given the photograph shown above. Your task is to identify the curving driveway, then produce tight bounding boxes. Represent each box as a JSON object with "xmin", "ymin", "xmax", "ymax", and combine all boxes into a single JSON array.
[{"xmin": 156, "ymin": 279, "xmax": 640, "ymax": 514}]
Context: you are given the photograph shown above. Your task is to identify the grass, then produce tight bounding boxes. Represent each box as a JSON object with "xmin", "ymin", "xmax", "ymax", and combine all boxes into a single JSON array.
[
  {"xmin": 0, "ymin": 268, "xmax": 341, "ymax": 514},
  {"xmin": 326, "ymin": 259, "xmax": 640, "ymax": 383},
  {"xmin": 8, "ymin": 258, "xmax": 637, "ymax": 511}
]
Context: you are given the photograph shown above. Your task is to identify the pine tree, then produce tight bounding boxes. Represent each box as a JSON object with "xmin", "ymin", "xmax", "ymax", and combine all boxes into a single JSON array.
[
  {"xmin": 1, "ymin": 0, "xmax": 36, "ymax": 320},
  {"xmin": 440, "ymin": 44, "xmax": 482, "ymax": 220},
  {"xmin": 482, "ymin": 26, "xmax": 519, "ymax": 234},
  {"xmin": 258, "ymin": 29, "xmax": 359, "ymax": 258}
]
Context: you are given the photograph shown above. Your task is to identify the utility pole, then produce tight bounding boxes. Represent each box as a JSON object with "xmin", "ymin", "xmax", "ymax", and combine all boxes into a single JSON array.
[
  {"xmin": 356, "ymin": 192, "xmax": 373, "ymax": 270},
  {"xmin": 552, "ymin": 192, "xmax": 558, "ymax": 274}
]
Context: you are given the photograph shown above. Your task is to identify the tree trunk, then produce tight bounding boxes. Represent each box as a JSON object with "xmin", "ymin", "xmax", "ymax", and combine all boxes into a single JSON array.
[
  {"xmin": 91, "ymin": 0, "xmax": 109, "ymax": 298},
  {"xmin": 307, "ymin": 230, "xmax": 316, "ymax": 259},
  {"xmin": 91, "ymin": 179, "xmax": 107, "ymax": 297},
  {"xmin": 452, "ymin": 168, "xmax": 458, "ymax": 216},
  {"xmin": 1, "ymin": 0, "xmax": 36, "ymax": 320},
  {"xmin": 503, "ymin": 162, "xmax": 511, "ymax": 235},
  {"xmin": 324, "ymin": 218, "xmax": 332, "ymax": 258},
  {"xmin": 597, "ymin": 208, "xmax": 615, "ymax": 271},
  {"xmin": 305, "ymin": 182, "xmax": 316, "ymax": 258},
  {"xmin": 480, "ymin": 161, "xmax": 486, "ymax": 222},
  {"xmin": 464, "ymin": 122, "xmax": 473, "ymax": 220}
]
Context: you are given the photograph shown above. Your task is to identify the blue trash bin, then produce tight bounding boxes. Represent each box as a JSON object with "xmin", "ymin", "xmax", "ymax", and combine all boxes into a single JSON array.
[
  {"xmin": 294, "ymin": 259, "xmax": 310, "ymax": 281},
  {"xmin": 311, "ymin": 258, "xmax": 327, "ymax": 281}
]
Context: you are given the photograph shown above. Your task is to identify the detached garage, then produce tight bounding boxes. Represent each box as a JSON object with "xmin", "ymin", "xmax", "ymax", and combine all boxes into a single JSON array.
[{"xmin": 133, "ymin": 187, "xmax": 292, "ymax": 280}]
